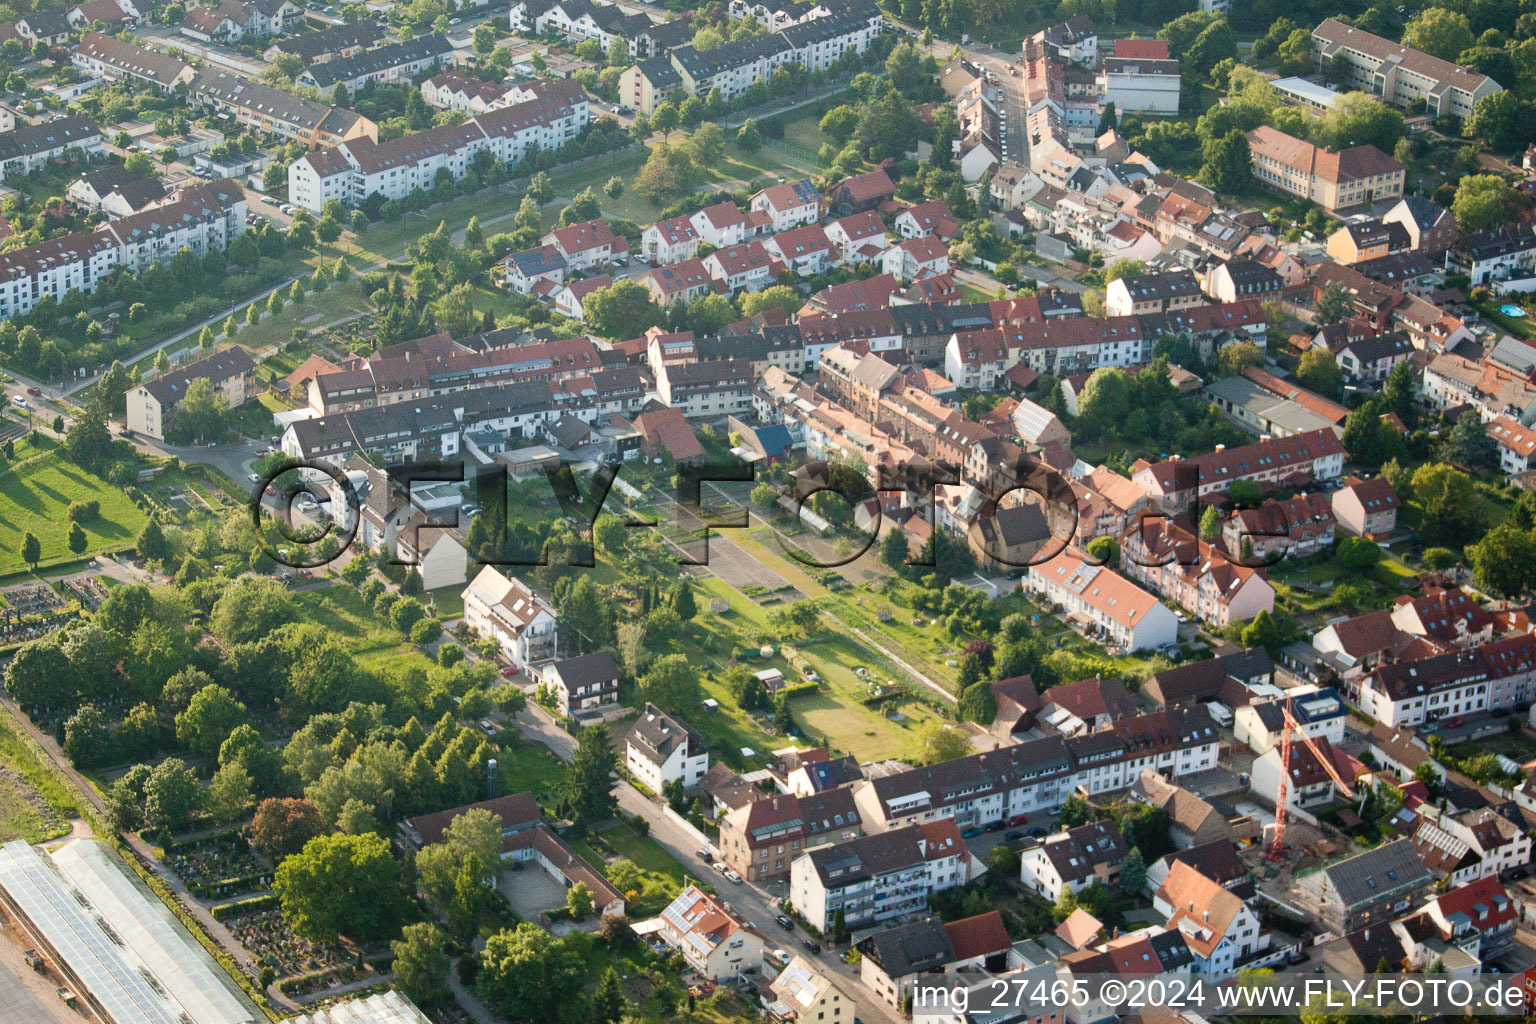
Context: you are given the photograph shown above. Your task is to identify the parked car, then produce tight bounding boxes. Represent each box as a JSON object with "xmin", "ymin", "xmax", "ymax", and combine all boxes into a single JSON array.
[
  {"xmin": 696, "ymin": 849, "xmax": 712, "ymax": 863},
  {"xmin": 10, "ymin": 395, "xmax": 26, "ymax": 407},
  {"xmin": 1007, "ymin": 813, "xmax": 1029, "ymax": 826},
  {"xmin": 960, "ymin": 826, "xmax": 984, "ymax": 838},
  {"xmin": 776, "ymin": 915, "xmax": 794, "ymax": 930},
  {"xmin": 723, "ymin": 868, "xmax": 743, "ymax": 884},
  {"xmin": 984, "ymin": 821, "xmax": 1005, "ymax": 833},
  {"xmin": 1026, "ymin": 827, "xmax": 1048, "ymax": 839},
  {"xmin": 802, "ymin": 940, "xmax": 821, "ymax": 954},
  {"xmin": 1447, "ymin": 716, "xmax": 1466, "ymax": 728},
  {"xmin": 25, "ymin": 386, "xmax": 40, "ymax": 396},
  {"xmin": 1004, "ymin": 830, "xmax": 1024, "ymax": 842}
]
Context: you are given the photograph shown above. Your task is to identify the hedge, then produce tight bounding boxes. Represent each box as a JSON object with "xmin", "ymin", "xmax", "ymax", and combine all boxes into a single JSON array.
[{"xmin": 211, "ymin": 893, "xmax": 280, "ymax": 921}]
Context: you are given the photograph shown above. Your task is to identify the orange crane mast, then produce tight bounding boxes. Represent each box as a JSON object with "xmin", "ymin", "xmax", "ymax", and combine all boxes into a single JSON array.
[{"xmin": 1267, "ymin": 697, "xmax": 1357, "ymax": 858}]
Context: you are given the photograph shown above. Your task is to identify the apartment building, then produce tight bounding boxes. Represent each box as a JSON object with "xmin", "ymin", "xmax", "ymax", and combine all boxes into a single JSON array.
[
  {"xmin": 1097, "ymin": 53, "xmax": 1180, "ymax": 113},
  {"xmin": 789, "ymin": 820, "xmax": 969, "ymax": 932},
  {"xmin": 288, "ymin": 81, "xmax": 586, "ymax": 212},
  {"xmin": 1104, "ymin": 269, "xmax": 1202, "ymax": 317},
  {"xmin": 0, "ymin": 178, "xmax": 247, "ymax": 321},
  {"xmin": 126, "ymin": 346, "xmax": 255, "ymax": 440},
  {"xmin": 618, "ymin": 55, "xmax": 682, "ymax": 114},
  {"xmin": 1332, "ymin": 476, "xmax": 1399, "ymax": 539},
  {"xmin": 1246, "ymin": 125, "xmax": 1405, "ymax": 214},
  {"xmin": 0, "ymin": 115, "xmax": 102, "ymax": 182},
  {"xmin": 461, "ymin": 566, "xmax": 558, "ymax": 670},
  {"xmin": 655, "ymin": 358, "xmax": 754, "ymax": 418},
  {"xmin": 718, "ymin": 789, "xmax": 863, "ymax": 882},
  {"xmin": 1311, "ymin": 18, "xmax": 1501, "ymax": 119},
  {"xmin": 852, "ymin": 706, "xmax": 1222, "ymax": 832},
  {"xmin": 1357, "ymin": 634, "xmax": 1536, "ymax": 727}
]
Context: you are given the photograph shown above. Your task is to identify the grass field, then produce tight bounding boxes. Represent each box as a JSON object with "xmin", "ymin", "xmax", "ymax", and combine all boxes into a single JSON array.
[
  {"xmin": 495, "ymin": 738, "xmax": 567, "ymax": 805},
  {"xmin": 589, "ymin": 820, "xmax": 691, "ymax": 916},
  {"xmin": 0, "ymin": 717, "xmax": 77, "ymax": 844},
  {"xmin": 0, "ymin": 440, "xmax": 149, "ymax": 574}
]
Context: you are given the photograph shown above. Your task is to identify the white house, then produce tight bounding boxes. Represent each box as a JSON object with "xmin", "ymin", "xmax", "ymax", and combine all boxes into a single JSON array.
[
  {"xmin": 1154, "ymin": 860, "xmax": 1269, "ymax": 973},
  {"xmin": 750, "ymin": 178, "xmax": 823, "ymax": 231},
  {"xmin": 1018, "ymin": 820, "xmax": 1127, "ymax": 897},
  {"xmin": 656, "ymin": 886, "xmax": 767, "ymax": 980},
  {"xmin": 626, "ymin": 702, "xmax": 709, "ymax": 792},
  {"xmin": 461, "ymin": 566, "xmax": 558, "ymax": 671}
]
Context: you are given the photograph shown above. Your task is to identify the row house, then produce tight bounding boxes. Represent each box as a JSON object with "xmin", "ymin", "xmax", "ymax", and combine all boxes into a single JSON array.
[
  {"xmin": 421, "ymin": 71, "xmax": 524, "ymax": 114},
  {"xmin": 1358, "ymin": 633, "xmax": 1536, "ymax": 727},
  {"xmin": 72, "ymin": 32, "xmax": 195, "ymax": 91},
  {"xmin": 0, "ymin": 115, "xmax": 102, "ymax": 182},
  {"xmin": 1131, "ymin": 426, "xmax": 1346, "ymax": 514},
  {"xmin": 190, "ymin": 69, "xmax": 377, "ymax": 147},
  {"xmin": 296, "ymin": 33, "xmax": 453, "ymax": 94},
  {"xmin": 1120, "ymin": 518, "xmax": 1276, "ymax": 628},
  {"xmin": 1220, "ymin": 491, "xmax": 1335, "ymax": 563},
  {"xmin": 265, "ymin": 18, "xmax": 385, "ymax": 65},
  {"xmin": 789, "ymin": 820, "xmax": 969, "ymax": 932},
  {"xmin": 1025, "ymin": 545, "xmax": 1180, "ymax": 652},
  {"xmin": 852, "ymin": 706, "xmax": 1222, "ymax": 833},
  {"xmin": 288, "ymin": 81, "xmax": 587, "ymax": 211},
  {"xmin": 519, "ymin": 0, "xmax": 652, "ymax": 51}
]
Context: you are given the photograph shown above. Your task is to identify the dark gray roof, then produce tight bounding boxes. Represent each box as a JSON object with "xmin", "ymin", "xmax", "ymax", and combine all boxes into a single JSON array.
[
  {"xmin": 627, "ymin": 702, "xmax": 701, "ymax": 766},
  {"xmin": 1115, "ymin": 269, "xmax": 1201, "ymax": 302},
  {"xmin": 1040, "ymin": 820, "xmax": 1127, "ymax": 884},
  {"xmin": 138, "ymin": 346, "xmax": 254, "ymax": 406},
  {"xmin": 1321, "ymin": 839, "xmax": 1431, "ymax": 907},
  {"xmin": 1341, "ymin": 333, "xmax": 1414, "ymax": 364},
  {"xmin": 857, "ymin": 917, "xmax": 956, "ymax": 976},
  {"xmin": 0, "ymin": 115, "xmax": 100, "ymax": 163},
  {"xmin": 299, "ymin": 32, "xmax": 451, "ymax": 88},
  {"xmin": 550, "ymin": 650, "xmax": 619, "ymax": 689},
  {"xmin": 271, "ymin": 19, "xmax": 385, "ymax": 63},
  {"xmin": 634, "ymin": 54, "xmax": 681, "ymax": 88}
]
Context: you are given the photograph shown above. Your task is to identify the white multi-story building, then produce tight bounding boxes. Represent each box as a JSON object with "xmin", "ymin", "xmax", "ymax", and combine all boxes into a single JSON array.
[
  {"xmin": 288, "ymin": 82, "xmax": 588, "ymax": 212},
  {"xmin": 0, "ymin": 115, "xmax": 102, "ymax": 182},
  {"xmin": 625, "ymin": 703, "xmax": 709, "ymax": 792},
  {"xmin": 1155, "ymin": 861, "xmax": 1269, "ymax": 973},
  {"xmin": 657, "ymin": 886, "xmax": 766, "ymax": 980},
  {"xmin": 789, "ymin": 820, "xmax": 970, "ymax": 932},
  {"xmin": 0, "ymin": 178, "xmax": 247, "ymax": 320},
  {"xmin": 852, "ymin": 706, "xmax": 1222, "ymax": 832},
  {"xmin": 461, "ymin": 566, "xmax": 558, "ymax": 670}
]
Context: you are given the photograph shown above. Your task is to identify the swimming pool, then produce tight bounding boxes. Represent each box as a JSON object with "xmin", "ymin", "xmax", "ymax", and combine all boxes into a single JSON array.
[{"xmin": 1501, "ymin": 304, "xmax": 1527, "ymax": 317}]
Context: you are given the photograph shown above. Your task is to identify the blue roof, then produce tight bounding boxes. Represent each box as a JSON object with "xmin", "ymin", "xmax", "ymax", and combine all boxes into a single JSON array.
[{"xmin": 753, "ymin": 424, "xmax": 793, "ymax": 458}]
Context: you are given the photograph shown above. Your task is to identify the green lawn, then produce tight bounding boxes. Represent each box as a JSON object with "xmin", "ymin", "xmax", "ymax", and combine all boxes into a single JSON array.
[
  {"xmin": 494, "ymin": 738, "xmax": 567, "ymax": 806},
  {"xmin": 0, "ymin": 441, "xmax": 149, "ymax": 574},
  {"xmin": 585, "ymin": 820, "xmax": 691, "ymax": 917},
  {"xmin": 226, "ymin": 278, "xmax": 374, "ymax": 352}
]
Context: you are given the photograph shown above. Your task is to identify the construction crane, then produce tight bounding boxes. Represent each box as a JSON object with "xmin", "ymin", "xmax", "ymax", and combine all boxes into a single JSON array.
[{"xmin": 1266, "ymin": 697, "xmax": 1356, "ymax": 860}]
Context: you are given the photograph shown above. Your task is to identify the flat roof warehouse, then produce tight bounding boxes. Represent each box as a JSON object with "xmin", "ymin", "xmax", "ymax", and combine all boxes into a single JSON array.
[{"xmin": 0, "ymin": 839, "xmax": 262, "ymax": 1024}]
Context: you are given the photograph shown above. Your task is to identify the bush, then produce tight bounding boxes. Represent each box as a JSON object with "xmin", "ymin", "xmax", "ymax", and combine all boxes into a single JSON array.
[
  {"xmin": 410, "ymin": 617, "xmax": 443, "ymax": 646},
  {"xmin": 210, "ymin": 893, "xmax": 279, "ymax": 920},
  {"xmin": 66, "ymin": 500, "xmax": 101, "ymax": 523}
]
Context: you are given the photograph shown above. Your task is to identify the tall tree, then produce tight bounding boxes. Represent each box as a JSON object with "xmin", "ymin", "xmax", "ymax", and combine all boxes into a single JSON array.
[
  {"xmin": 272, "ymin": 832, "xmax": 403, "ymax": 944},
  {"xmin": 565, "ymin": 723, "xmax": 617, "ymax": 823}
]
